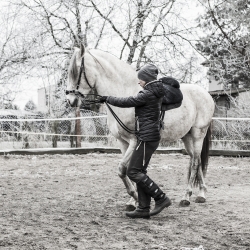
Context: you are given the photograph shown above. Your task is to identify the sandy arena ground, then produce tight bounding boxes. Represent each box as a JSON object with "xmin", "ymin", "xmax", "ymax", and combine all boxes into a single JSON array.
[{"xmin": 0, "ymin": 153, "xmax": 250, "ymax": 250}]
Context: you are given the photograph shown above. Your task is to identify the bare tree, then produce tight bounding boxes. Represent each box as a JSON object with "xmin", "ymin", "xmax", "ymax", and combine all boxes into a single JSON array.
[
  {"xmin": 197, "ymin": 0, "xmax": 250, "ymax": 89},
  {"xmin": 0, "ymin": 2, "xmax": 29, "ymax": 105}
]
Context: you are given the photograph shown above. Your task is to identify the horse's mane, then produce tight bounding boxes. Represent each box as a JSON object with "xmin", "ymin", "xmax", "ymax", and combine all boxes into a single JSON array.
[{"xmin": 69, "ymin": 48, "xmax": 136, "ymax": 77}]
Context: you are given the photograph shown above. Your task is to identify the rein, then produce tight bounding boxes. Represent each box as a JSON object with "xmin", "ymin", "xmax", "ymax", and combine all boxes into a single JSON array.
[{"xmin": 105, "ymin": 102, "xmax": 137, "ymax": 135}]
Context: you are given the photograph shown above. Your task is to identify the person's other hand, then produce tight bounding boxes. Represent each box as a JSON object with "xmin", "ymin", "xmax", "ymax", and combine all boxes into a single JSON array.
[{"xmin": 99, "ymin": 96, "xmax": 108, "ymax": 103}]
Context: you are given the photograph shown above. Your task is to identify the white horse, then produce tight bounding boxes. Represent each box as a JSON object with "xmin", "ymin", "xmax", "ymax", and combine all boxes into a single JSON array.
[{"xmin": 66, "ymin": 45, "xmax": 215, "ymax": 208}]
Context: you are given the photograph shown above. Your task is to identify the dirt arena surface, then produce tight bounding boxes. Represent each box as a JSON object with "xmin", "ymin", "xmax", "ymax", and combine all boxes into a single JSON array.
[{"xmin": 0, "ymin": 153, "xmax": 250, "ymax": 250}]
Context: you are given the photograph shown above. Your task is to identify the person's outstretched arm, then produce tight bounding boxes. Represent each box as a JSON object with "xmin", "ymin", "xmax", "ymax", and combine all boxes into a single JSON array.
[{"xmin": 105, "ymin": 91, "xmax": 147, "ymax": 108}]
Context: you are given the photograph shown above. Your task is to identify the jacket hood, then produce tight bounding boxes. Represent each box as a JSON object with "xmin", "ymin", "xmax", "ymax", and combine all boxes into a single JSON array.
[{"xmin": 144, "ymin": 80, "xmax": 164, "ymax": 98}]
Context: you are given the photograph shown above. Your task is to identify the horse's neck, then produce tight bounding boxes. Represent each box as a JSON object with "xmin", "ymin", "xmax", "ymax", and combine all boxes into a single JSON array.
[{"xmin": 89, "ymin": 50, "xmax": 141, "ymax": 97}]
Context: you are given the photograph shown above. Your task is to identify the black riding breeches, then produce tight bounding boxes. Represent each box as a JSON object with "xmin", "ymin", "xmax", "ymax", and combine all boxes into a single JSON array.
[{"xmin": 127, "ymin": 140, "xmax": 160, "ymax": 183}]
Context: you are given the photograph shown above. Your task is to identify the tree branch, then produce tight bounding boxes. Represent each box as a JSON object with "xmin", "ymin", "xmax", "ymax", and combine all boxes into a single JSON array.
[
  {"xmin": 207, "ymin": 0, "xmax": 235, "ymax": 46},
  {"xmin": 95, "ymin": 7, "xmax": 113, "ymax": 49},
  {"xmin": 126, "ymin": 0, "xmax": 152, "ymax": 63},
  {"xmin": 75, "ymin": 0, "xmax": 83, "ymax": 45},
  {"xmin": 90, "ymin": 0, "xmax": 131, "ymax": 48},
  {"xmin": 136, "ymin": 0, "xmax": 175, "ymax": 67}
]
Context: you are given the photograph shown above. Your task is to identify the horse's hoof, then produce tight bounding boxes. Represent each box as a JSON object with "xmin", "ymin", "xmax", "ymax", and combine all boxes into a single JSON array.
[
  {"xmin": 195, "ymin": 196, "xmax": 206, "ymax": 203},
  {"xmin": 179, "ymin": 200, "xmax": 190, "ymax": 207},
  {"xmin": 125, "ymin": 204, "xmax": 136, "ymax": 211}
]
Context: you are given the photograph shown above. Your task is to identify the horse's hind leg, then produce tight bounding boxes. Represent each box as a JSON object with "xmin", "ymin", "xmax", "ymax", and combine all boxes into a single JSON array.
[
  {"xmin": 195, "ymin": 163, "xmax": 207, "ymax": 203},
  {"xmin": 195, "ymin": 126, "xmax": 210, "ymax": 203},
  {"xmin": 180, "ymin": 127, "xmax": 208, "ymax": 207}
]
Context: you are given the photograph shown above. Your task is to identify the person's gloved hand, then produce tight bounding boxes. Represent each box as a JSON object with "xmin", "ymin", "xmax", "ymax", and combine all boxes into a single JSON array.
[{"xmin": 99, "ymin": 96, "xmax": 108, "ymax": 103}]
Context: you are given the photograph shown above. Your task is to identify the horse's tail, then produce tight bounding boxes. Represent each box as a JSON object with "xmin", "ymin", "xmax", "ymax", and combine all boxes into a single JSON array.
[{"xmin": 194, "ymin": 123, "xmax": 212, "ymax": 186}]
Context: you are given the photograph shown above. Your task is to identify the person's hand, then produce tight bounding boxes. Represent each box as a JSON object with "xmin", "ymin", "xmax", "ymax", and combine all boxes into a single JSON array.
[{"xmin": 99, "ymin": 96, "xmax": 108, "ymax": 103}]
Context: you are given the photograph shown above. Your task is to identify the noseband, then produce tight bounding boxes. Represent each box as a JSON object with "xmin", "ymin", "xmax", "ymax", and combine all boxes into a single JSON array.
[{"xmin": 66, "ymin": 56, "xmax": 94, "ymax": 98}]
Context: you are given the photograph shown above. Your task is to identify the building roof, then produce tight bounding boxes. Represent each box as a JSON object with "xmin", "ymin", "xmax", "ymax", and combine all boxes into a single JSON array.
[
  {"xmin": 209, "ymin": 88, "xmax": 249, "ymax": 96},
  {"xmin": 0, "ymin": 109, "xmax": 39, "ymax": 117}
]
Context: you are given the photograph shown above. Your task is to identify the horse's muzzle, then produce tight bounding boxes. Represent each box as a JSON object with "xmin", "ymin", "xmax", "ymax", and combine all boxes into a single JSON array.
[
  {"xmin": 66, "ymin": 90, "xmax": 85, "ymax": 107},
  {"xmin": 66, "ymin": 96, "xmax": 80, "ymax": 107}
]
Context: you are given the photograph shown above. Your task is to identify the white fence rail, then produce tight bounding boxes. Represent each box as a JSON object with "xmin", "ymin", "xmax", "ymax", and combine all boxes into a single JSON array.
[
  {"xmin": 0, "ymin": 112, "xmax": 250, "ymax": 151},
  {"xmin": 0, "ymin": 110, "xmax": 111, "ymax": 150}
]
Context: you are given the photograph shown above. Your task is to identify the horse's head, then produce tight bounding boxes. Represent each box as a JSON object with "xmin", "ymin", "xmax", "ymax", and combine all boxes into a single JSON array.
[{"xmin": 66, "ymin": 44, "xmax": 96, "ymax": 107}]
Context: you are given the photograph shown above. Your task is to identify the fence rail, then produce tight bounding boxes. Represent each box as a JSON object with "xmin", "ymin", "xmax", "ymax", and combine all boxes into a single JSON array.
[
  {"xmin": 212, "ymin": 117, "xmax": 250, "ymax": 150},
  {"xmin": 1, "ymin": 111, "xmax": 250, "ymax": 151}
]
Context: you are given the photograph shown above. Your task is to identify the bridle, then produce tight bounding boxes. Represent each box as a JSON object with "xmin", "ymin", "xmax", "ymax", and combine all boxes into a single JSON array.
[{"xmin": 66, "ymin": 56, "xmax": 95, "ymax": 99}]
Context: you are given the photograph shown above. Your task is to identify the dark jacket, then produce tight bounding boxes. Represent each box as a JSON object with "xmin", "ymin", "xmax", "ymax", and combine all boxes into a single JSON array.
[{"xmin": 106, "ymin": 81, "xmax": 164, "ymax": 141}]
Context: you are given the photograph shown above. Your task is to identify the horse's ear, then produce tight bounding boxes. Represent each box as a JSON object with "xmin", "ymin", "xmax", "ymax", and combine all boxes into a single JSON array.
[{"xmin": 80, "ymin": 43, "xmax": 85, "ymax": 57}]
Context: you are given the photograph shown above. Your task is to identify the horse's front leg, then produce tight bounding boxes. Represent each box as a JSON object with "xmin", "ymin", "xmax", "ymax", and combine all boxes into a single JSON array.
[
  {"xmin": 180, "ymin": 134, "xmax": 194, "ymax": 206},
  {"xmin": 117, "ymin": 139, "xmax": 138, "ymax": 210}
]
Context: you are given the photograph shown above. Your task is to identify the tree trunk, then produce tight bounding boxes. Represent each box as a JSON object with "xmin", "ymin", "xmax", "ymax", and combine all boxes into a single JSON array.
[
  {"xmin": 75, "ymin": 107, "xmax": 81, "ymax": 147},
  {"xmin": 52, "ymin": 121, "xmax": 58, "ymax": 148}
]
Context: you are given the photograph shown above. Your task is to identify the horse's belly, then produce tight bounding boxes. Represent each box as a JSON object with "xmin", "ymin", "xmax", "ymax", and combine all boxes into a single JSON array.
[{"xmin": 160, "ymin": 104, "xmax": 195, "ymax": 141}]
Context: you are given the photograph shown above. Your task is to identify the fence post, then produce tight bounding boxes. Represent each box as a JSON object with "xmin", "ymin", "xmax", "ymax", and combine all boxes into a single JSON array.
[
  {"xmin": 22, "ymin": 121, "xmax": 30, "ymax": 149},
  {"xmin": 52, "ymin": 120, "xmax": 58, "ymax": 148},
  {"xmin": 75, "ymin": 107, "xmax": 81, "ymax": 148}
]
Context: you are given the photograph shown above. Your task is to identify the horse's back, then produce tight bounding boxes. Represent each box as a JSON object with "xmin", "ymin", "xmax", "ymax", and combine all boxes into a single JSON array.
[{"xmin": 161, "ymin": 84, "xmax": 214, "ymax": 142}]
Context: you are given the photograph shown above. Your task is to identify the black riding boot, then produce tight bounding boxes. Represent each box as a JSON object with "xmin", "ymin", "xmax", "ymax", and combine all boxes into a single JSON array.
[
  {"xmin": 126, "ymin": 184, "xmax": 151, "ymax": 219},
  {"xmin": 138, "ymin": 175, "xmax": 171, "ymax": 216}
]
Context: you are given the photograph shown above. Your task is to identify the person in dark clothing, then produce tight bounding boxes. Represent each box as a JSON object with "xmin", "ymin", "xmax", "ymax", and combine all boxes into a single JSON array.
[{"xmin": 100, "ymin": 64, "xmax": 171, "ymax": 218}]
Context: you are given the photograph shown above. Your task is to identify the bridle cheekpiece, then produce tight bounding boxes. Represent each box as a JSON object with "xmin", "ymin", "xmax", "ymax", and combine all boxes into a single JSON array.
[{"xmin": 66, "ymin": 56, "xmax": 94, "ymax": 98}]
